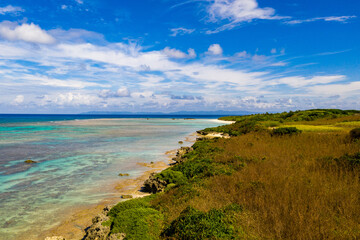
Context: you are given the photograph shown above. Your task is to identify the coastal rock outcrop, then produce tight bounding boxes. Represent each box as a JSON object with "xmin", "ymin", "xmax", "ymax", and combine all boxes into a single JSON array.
[
  {"xmin": 172, "ymin": 147, "xmax": 192, "ymax": 164},
  {"xmin": 143, "ymin": 173, "xmax": 168, "ymax": 193},
  {"xmin": 84, "ymin": 206, "xmax": 126, "ymax": 240}
]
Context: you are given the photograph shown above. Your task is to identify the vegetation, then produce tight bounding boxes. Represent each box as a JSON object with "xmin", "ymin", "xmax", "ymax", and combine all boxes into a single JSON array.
[
  {"xmin": 107, "ymin": 195, "xmax": 164, "ymax": 240},
  {"xmin": 219, "ymin": 109, "xmax": 360, "ymax": 122},
  {"xmin": 350, "ymin": 128, "xmax": 360, "ymax": 141},
  {"xmin": 105, "ymin": 109, "xmax": 360, "ymax": 239},
  {"xmin": 272, "ymin": 127, "xmax": 302, "ymax": 136},
  {"xmin": 163, "ymin": 204, "xmax": 243, "ymax": 239}
]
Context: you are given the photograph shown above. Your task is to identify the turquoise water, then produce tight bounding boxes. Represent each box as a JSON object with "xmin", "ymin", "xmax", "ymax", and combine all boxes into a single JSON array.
[{"xmin": 0, "ymin": 118, "xmax": 224, "ymax": 239}]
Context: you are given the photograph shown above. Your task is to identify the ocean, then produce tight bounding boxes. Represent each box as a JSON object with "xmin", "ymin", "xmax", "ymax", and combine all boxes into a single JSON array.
[{"xmin": 0, "ymin": 115, "xmax": 225, "ymax": 239}]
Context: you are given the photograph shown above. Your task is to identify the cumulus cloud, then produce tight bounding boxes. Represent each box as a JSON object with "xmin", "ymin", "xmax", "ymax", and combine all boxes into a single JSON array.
[
  {"xmin": 206, "ymin": 0, "xmax": 286, "ymax": 33},
  {"xmin": 13, "ymin": 95, "xmax": 24, "ymax": 105},
  {"xmin": 170, "ymin": 27, "xmax": 195, "ymax": 37},
  {"xmin": 0, "ymin": 21, "xmax": 55, "ymax": 44},
  {"xmin": 52, "ymin": 93, "xmax": 95, "ymax": 106},
  {"xmin": 207, "ymin": 44, "xmax": 223, "ymax": 55},
  {"xmin": 286, "ymin": 15, "xmax": 356, "ymax": 25},
  {"xmin": 162, "ymin": 47, "xmax": 196, "ymax": 59},
  {"xmin": 0, "ymin": 5, "xmax": 24, "ymax": 15},
  {"xmin": 99, "ymin": 88, "xmax": 131, "ymax": 98}
]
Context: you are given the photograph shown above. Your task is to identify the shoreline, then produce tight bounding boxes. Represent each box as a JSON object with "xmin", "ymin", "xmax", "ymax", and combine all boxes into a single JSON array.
[{"xmin": 42, "ymin": 132, "xmax": 199, "ymax": 240}]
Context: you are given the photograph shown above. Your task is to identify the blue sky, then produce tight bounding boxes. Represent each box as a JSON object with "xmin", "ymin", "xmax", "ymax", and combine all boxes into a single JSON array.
[{"xmin": 0, "ymin": 0, "xmax": 358, "ymax": 113}]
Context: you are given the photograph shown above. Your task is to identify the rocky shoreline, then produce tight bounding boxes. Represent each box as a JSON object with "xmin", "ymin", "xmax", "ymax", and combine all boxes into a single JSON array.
[
  {"xmin": 82, "ymin": 146, "xmax": 192, "ymax": 240},
  {"xmin": 44, "ymin": 133, "xmax": 201, "ymax": 240}
]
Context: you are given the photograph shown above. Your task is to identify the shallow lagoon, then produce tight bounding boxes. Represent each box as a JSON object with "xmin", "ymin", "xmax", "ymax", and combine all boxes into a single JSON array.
[{"xmin": 0, "ymin": 118, "xmax": 224, "ymax": 239}]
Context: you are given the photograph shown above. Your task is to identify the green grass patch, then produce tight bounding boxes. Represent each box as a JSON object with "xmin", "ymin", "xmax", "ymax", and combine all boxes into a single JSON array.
[{"xmin": 281, "ymin": 124, "xmax": 344, "ymax": 132}]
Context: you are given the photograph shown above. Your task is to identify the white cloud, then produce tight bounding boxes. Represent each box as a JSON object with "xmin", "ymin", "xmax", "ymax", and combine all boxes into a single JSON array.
[
  {"xmin": 75, "ymin": 0, "xmax": 84, "ymax": 4},
  {"xmin": 170, "ymin": 27, "xmax": 195, "ymax": 37},
  {"xmin": 162, "ymin": 47, "xmax": 196, "ymax": 59},
  {"xmin": 272, "ymin": 75, "xmax": 346, "ymax": 88},
  {"xmin": 0, "ymin": 5, "xmax": 24, "ymax": 15},
  {"xmin": 99, "ymin": 88, "xmax": 130, "ymax": 98},
  {"xmin": 0, "ymin": 26, "xmax": 357, "ymax": 112},
  {"xmin": 286, "ymin": 16, "xmax": 356, "ymax": 25},
  {"xmin": 53, "ymin": 93, "xmax": 95, "ymax": 106},
  {"xmin": 207, "ymin": 44, "xmax": 223, "ymax": 55},
  {"xmin": 61, "ymin": 5, "xmax": 68, "ymax": 10},
  {"xmin": 0, "ymin": 21, "xmax": 55, "ymax": 44},
  {"xmin": 13, "ymin": 95, "xmax": 24, "ymax": 105},
  {"xmin": 310, "ymin": 81, "xmax": 360, "ymax": 95},
  {"xmin": 117, "ymin": 87, "xmax": 131, "ymax": 97},
  {"xmin": 49, "ymin": 28, "xmax": 104, "ymax": 43},
  {"xmin": 235, "ymin": 51, "xmax": 249, "ymax": 58},
  {"xmin": 271, "ymin": 48, "xmax": 277, "ymax": 54},
  {"xmin": 206, "ymin": 0, "xmax": 286, "ymax": 33}
]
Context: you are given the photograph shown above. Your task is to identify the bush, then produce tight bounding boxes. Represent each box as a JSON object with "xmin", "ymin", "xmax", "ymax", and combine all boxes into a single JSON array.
[
  {"xmin": 155, "ymin": 169, "xmax": 187, "ymax": 186},
  {"xmin": 111, "ymin": 208, "xmax": 163, "ymax": 239},
  {"xmin": 350, "ymin": 128, "xmax": 360, "ymax": 141},
  {"xmin": 200, "ymin": 119, "xmax": 266, "ymax": 136},
  {"xmin": 108, "ymin": 196, "xmax": 164, "ymax": 240},
  {"xmin": 272, "ymin": 127, "xmax": 302, "ymax": 136},
  {"xmin": 318, "ymin": 152, "xmax": 360, "ymax": 171},
  {"xmin": 162, "ymin": 205, "xmax": 242, "ymax": 239}
]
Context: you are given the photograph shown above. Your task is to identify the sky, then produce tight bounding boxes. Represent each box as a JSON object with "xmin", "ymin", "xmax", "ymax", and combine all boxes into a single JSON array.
[{"xmin": 0, "ymin": 0, "xmax": 359, "ymax": 113}]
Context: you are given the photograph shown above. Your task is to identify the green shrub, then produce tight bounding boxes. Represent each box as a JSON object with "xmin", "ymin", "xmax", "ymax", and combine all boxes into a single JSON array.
[
  {"xmin": 318, "ymin": 152, "xmax": 360, "ymax": 171},
  {"xmin": 336, "ymin": 153, "xmax": 360, "ymax": 171},
  {"xmin": 173, "ymin": 158, "xmax": 214, "ymax": 179},
  {"xmin": 111, "ymin": 208, "xmax": 163, "ymax": 239},
  {"xmin": 108, "ymin": 196, "xmax": 164, "ymax": 240},
  {"xmin": 163, "ymin": 205, "xmax": 243, "ymax": 239},
  {"xmin": 200, "ymin": 119, "xmax": 266, "ymax": 136},
  {"xmin": 164, "ymin": 183, "xmax": 176, "ymax": 192},
  {"xmin": 155, "ymin": 169, "xmax": 187, "ymax": 186},
  {"xmin": 109, "ymin": 196, "xmax": 153, "ymax": 217},
  {"xmin": 272, "ymin": 127, "xmax": 302, "ymax": 136},
  {"xmin": 350, "ymin": 128, "xmax": 360, "ymax": 141}
]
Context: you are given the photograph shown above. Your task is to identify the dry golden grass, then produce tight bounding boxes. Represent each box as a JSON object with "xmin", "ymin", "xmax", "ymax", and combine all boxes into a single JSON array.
[
  {"xmin": 200, "ymin": 133, "xmax": 359, "ymax": 239},
  {"xmin": 155, "ymin": 131, "xmax": 360, "ymax": 239}
]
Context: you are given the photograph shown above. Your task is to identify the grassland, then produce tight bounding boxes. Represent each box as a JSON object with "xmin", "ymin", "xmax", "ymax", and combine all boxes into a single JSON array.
[{"xmin": 101, "ymin": 109, "xmax": 360, "ymax": 239}]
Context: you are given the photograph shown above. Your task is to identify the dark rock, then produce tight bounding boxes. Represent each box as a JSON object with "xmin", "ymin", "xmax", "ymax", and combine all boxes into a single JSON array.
[
  {"xmin": 24, "ymin": 159, "xmax": 37, "ymax": 164},
  {"xmin": 143, "ymin": 173, "xmax": 168, "ymax": 194},
  {"xmin": 121, "ymin": 195, "xmax": 133, "ymax": 199},
  {"xmin": 118, "ymin": 173, "xmax": 129, "ymax": 177},
  {"xmin": 172, "ymin": 147, "xmax": 192, "ymax": 164},
  {"xmin": 84, "ymin": 206, "xmax": 126, "ymax": 240},
  {"xmin": 84, "ymin": 207, "xmax": 111, "ymax": 240}
]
